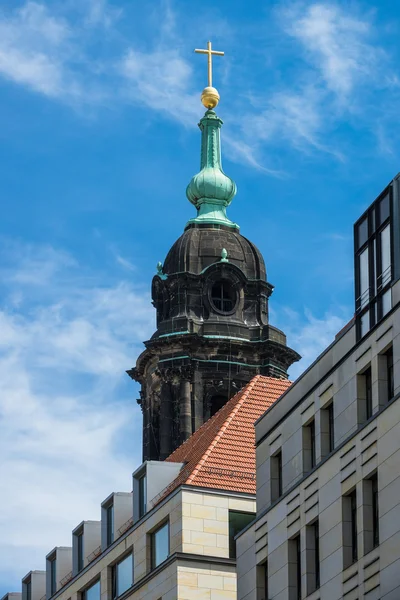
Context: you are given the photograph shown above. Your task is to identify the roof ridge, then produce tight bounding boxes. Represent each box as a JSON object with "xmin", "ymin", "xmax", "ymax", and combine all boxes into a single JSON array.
[{"xmin": 185, "ymin": 375, "xmax": 261, "ymax": 485}]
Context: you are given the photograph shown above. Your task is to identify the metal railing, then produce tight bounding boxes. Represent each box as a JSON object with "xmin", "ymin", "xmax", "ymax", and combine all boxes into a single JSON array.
[
  {"xmin": 60, "ymin": 572, "xmax": 73, "ymax": 587},
  {"xmin": 87, "ymin": 545, "xmax": 101, "ymax": 563},
  {"xmin": 118, "ymin": 516, "xmax": 133, "ymax": 536}
]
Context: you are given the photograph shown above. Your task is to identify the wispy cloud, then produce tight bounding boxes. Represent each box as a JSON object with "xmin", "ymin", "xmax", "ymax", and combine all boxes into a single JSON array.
[
  {"xmin": 283, "ymin": 3, "xmax": 384, "ymax": 99},
  {"xmin": 0, "ymin": 1, "xmax": 398, "ymax": 168},
  {"xmin": 0, "ymin": 2, "xmax": 80, "ymax": 98},
  {"xmin": 243, "ymin": 2, "xmax": 397, "ymax": 157},
  {"xmin": 0, "ymin": 241, "xmax": 154, "ymax": 586},
  {"xmin": 274, "ymin": 305, "xmax": 351, "ymax": 380}
]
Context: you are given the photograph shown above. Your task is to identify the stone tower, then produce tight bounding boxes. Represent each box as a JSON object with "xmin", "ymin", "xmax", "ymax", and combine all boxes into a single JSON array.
[{"xmin": 128, "ymin": 104, "xmax": 300, "ymax": 461}]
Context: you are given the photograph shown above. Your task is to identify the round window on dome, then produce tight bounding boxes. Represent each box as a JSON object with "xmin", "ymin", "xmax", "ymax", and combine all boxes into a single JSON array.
[{"xmin": 210, "ymin": 280, "xmax": 236, "ymax": 313}]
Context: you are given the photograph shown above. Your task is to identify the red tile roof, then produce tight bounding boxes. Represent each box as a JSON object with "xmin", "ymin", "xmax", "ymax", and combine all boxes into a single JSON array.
[{"xmin": 156, "ymin": 375, "xmax": 291, "ymax": 502}]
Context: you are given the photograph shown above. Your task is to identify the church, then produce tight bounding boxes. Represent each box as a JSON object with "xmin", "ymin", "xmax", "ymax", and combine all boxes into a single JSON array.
[{"xmin": 128, "ymin": 41, "xmax": 300, "ymax": 462}]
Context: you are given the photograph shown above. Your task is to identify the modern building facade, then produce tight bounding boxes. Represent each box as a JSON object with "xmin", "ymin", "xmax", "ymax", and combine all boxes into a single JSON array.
[
  {"xmin": 2, "ymin": 377, "xmax": 290, "ymax": 600},
  {"xmin": 128, "ymin": 96, "xmax": 299, "ymax": 462},
  {"xmin": 236, "ymin": 174, "xmax": 400, "ymax": 599}
]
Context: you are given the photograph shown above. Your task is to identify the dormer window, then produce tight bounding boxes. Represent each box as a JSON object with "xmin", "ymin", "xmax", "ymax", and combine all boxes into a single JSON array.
[
  {"xmin": 106, "ymin": 503, "xmax": 114, "ymax": 546},
  {"xmin": 138, "ymin": 474, "xmax": 147, "ymax": 519},
  {"xmin": 50, "ymin": 557, "xmax": 57, "ymax": 596},
  {"xmin": 25, "ymin": 578, "xmax": 31, "ymax": 600},
  {"xmin": 77, "ymin": 531, "xmax": 84, "ymax": 572}
]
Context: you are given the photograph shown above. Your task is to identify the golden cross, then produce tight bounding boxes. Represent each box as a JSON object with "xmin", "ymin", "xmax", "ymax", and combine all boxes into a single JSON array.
[{"xmin": 194, "ymin": 41, "xmax": 224, "ymax": 88}]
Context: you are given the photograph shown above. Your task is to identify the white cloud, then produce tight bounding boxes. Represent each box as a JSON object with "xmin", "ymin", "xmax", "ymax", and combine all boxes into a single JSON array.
[
  {"xmin": 0, "ymin": 2, "xmax": 79, "ymax": 98},
  {"xmin": 273, "ymin": 306, "xmax": 351, "ymax": 381},
  {"xmin": 121, "ymin": 48, "xmax": 198, "ymax": 122},
  {"xmin": 284, "ymin": 3, "xmax": 383, "ymax": 99},
  {"xmin": 0, "ymin": 241, "xmax": 154, "ymax": 586}
]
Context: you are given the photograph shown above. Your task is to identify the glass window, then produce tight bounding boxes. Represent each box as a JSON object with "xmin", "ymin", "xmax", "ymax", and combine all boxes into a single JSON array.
[
  {"xmin": 228, "ymin": 511, "xmax": 255, "ymax": 558},
  {"xmin": 26, "ymin": 580, "xmax": 31, "ymax": 600},
  {"xmin": 82, "ymin": 580, "xmax": 100, "ymax": 600},
  {"xmin": 386, "ymin": 347, "xmax": 394, "ymax": 400},
  {"xmin": 365, "ymin": 368, "xmax": 372, "ymax": 420},
  {"xmin": 211, "ymin": 281, "xmax": 235, "ymax": 312},
  {"xmin": 151, "ymin": 522, "xmax": 169, "ymax": 568},
  {"xmin": 106, "ymin": 504, "xmax": 114, "ymax": 546},
  {"xmin": 360, "ymin": 311, "xmax": 370, "ymax": 337},
  {"xmin": 77, "ymin": 532, "xmax": 84, "ymax": 572},
  {"xmin": 328, "ymin": 403, "xmax": 334, "ymax": 453},
  {"xmin": 50, "ymin": 558, "xmax": 57, "ymax": 596},
  {"xmin": 358, "ymin": 217, "xmax": 368, "ymax": 248},
  {"xmin": 359, "ymin": 247, "xmax": 369, "ymax": 308},
  {"xmin": 379, "ymin": 193, "xmax": 390, "ymax": 224},
  {"xmin": 306, "ymin": 521, "xmax": 320, "ymax": 594},
  {"xmin": 351, "ymin": 491, "xmax": 358, "ymax": 562},
  {"xmin": 139, "ymin": 475, "xmax": 147, "ymax": 519},
  {"xmin": 310, "ymin": 419, "xmax": 316, "ymax": 468},
  {"xmin": 113, "ymin": 553, "xmax": 133, "ymax": 598},
  {"xmin": 372, "ymin": 475, "xmax": 379, "ymax": 548},
  {"xmin": 303, "ymin": 419, "xmax": 316, "ymax": 472},
  {"xmin": 380, "ymin": 225, "xmax": 391, "ymax": 287},
  {"xmin": 270, "ymin": 450, "xmax": 282, "ymax": 502},
  {"xmin": 382, "ymin": 289, "xmax": 391, "ymax": 317}
]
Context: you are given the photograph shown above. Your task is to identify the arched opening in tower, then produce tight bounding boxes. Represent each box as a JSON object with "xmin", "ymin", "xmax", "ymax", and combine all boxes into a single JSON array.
[{"xmin": 210, "ymin": 394, "xmax": 228, "ymax": 417}]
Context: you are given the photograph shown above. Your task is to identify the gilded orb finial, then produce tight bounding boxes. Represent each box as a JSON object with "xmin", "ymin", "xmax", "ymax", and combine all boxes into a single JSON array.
[{"xmin": 194, "ymin": 41, "xmax": 224, "ymax": 108}]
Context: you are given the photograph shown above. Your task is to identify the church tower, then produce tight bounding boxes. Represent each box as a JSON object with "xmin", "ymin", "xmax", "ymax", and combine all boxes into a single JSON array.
[{"xmin": 128, "ymin": 42, "xmax": 300, "ymax": 461}]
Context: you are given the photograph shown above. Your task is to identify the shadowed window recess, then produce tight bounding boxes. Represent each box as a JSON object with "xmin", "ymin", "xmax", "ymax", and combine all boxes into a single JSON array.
[{"xmin": 229, "ymin": 511, "xmax": 255, "ymax": 558}]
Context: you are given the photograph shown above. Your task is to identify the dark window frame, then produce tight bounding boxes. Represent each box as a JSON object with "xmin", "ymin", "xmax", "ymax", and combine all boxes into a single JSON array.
[
  {"xmin": 372, "ymin": 474, "xmax": 379, "ymax": 548},
  {"xmin": 112, "ymin": 552, "xmax": 134, "ymax": 599},
  {"xmin": 138, "ymin": 474, "xmax": 147, "ymax": 519},
  {"xmin": 77, "ymin": 531, "xmax": 84, "ymax": 572},
  {"xmin": 355, "ymin": 186, "xmax": 393, "ymax": 341},
  {"xmin": 26, "ymin": 579, "xmax": 31, "ymax": 600},
  {"xmin": 151, "ymin": 520, "xmax": 170, "ymax": 570},
  {"xmin": 328, "ymin": 403, "xmax": 334, "ymax": 453},
  {"xmin": 106, "ymin": 503, "xmax": 114, "ymax": 547},
  {"xmin": 209, "ymin": 279, "xmax": 237, "ymax": 314},
  {"xmin": 296, "ymin": 534, "xmax": 301, "ymax": 600},
  {"xmin": 386, "ymin": 347, "xmax": 394, "ymax": 401},
  {"xmin": 365, "ymin": 367, "xmax": 372, "ymax": 420},
  {"xmin": 314, "ymin": 521, "xmax": 320, "ymax": 589},
  {"xmin": 271, "ymin": 449, "xmax": 283, "ymax": 502},
  {"xmin": 50, "ymin": 557, "xmax": 57, "ymax": 596},
  {"xmin": 350, "ymin": 490, "xmax": 358, "ymax": 563},
  {"xmin": 310, "ymin": 419, "xmax": 316, "ymax": 469}
]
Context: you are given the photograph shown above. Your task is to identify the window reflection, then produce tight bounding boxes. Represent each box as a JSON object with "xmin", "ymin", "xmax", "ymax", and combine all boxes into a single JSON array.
[
  {"xmin": 151, "ymin": 522, "xmax": 169, "ymax": 568},
  {"xmin": 83, "ymin": 580, "xmax": 100, "ymax": 600},
  {"xmin": 113, "ymin": 553, "xmax": 133, "ymax": 598}
]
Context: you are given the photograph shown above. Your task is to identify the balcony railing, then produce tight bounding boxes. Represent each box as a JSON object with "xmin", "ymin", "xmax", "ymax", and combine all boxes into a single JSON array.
[
  {"xmin": 87, "ymin": 545, "xmax": 102, "ymax": 563},
  {"xmin": 60, "ymin": 571, "xmax": 73, "ymax": 587},
  {"xmin": 118, "ymin": 516, "xmax": 133, "ymax": 536}
]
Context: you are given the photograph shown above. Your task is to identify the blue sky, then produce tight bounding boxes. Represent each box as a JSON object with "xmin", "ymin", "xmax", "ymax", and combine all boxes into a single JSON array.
[{"xmin": 1, "ymin": 0, "xmax": 400, "ymax": 591}]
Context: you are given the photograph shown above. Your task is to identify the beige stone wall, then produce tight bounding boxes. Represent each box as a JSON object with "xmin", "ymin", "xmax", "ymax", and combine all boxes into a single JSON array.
[
  {"xmin": 49, "ymin": 488, "xmax": 255, "ymax": 600},
  {"xmin": 256, "ymin": 309, "xmax": 400, "ymax": 516},
  {"xmin": 181, "ymin": 490, "xmax": 256, "ymax": 558},
  {"xmin": 177, "ymin": 561, "xmax": 237, "ymax": 600},
  {"xmin": 237, "ymin": 310, "xmax": 400, "ymax": 599}
]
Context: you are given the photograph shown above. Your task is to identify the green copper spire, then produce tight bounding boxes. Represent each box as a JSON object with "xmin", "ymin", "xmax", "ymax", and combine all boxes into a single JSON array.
[{"xmin": 186, "ymin": 109, "xmax": 238, "ymax": 229}]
